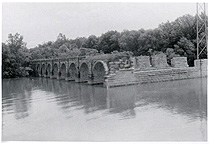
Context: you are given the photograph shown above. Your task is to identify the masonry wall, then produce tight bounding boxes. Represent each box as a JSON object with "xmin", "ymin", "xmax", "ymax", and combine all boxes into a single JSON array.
[
  {"xmin": 108, "ymin": 57, "xmax": 133, "ymax": 74},
  {"xmin": 105, "ymin": 59, "xmax": 207, "ymax": 88},
  {"xmin": 171, "ymin": 57, "xmax": 188, "ymax": 68},
  {"xmin": 133, "ymin": 56, "xmax": 151, "ymax": 69},
  {"xmin": 194, "ymin": 59, "xmax": 208, "ymax": 68},
  {"xmin": 105, "ymin": 69, "xmax": 137, "ymax": 87},
  {"xmin": 151, "ymin": 53, "xmax": 168, "ymax": 68}
]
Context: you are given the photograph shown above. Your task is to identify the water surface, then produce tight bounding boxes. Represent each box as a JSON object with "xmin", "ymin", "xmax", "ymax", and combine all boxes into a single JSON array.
[{"xmin": 2, "ymin": 77, "xmax": 207, "ymax": 141}]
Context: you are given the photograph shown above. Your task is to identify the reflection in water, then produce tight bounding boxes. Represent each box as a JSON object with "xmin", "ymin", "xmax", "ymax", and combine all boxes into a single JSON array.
[
  {"xmin": 107, "ymin": 86, "xmax": 137, "ymax": 119},
  {"xmin": 3, "ymin": 78, "xmax": 32, "ymax": 120},
  {"xmin": 39, "ymin": 79, "xmax": 107, "ymax": 115},
  {"xmin": 135, "ymin": 78, "xmax": 207, "ymax": 120},
  {"xmin": 2, "ymin": 77, "xmax": 207, "ymax": 141},
  {"xmin": 106, "ymin": 78, "xmax": 207, "ymax": 121}
]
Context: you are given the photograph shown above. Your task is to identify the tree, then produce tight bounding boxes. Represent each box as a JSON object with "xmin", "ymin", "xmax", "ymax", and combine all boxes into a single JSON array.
[
  {"xmin": 54, "ymin": 33, "xmax": 67, "ymax": 48},
  {"xmin": 28, "ymin": 13, "xmax": 207, "ymax": 67},
  {"xmin": 174, "ymin": 37, "xmax": 196, "ymax": 66},
  {"xmin": 119, "ymin": 30, "xmax": 141, "ymax": 54},
  {"xmin": 83, "ymin": 35, "xmax": 99, "ymax": 49},
  {"xmin": 74, "ymin": 37, "xmax": 87, "ymax": 48},
  {"xmin": 2, "ymin": 33, "xmax": 32, "ymax": 78},
  {"xmin": 7, "ymin": 33, "xmax": 26, "ymax": 53},
  {"xmin": 98, "ymin": 31, "xmax": 120, "ymax": 53}
]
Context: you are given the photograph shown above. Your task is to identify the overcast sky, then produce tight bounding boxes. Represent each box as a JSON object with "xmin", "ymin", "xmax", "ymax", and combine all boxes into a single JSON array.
[{"xmin": 2, "ymin": 2, "xmax": 198, "ymax": 48}]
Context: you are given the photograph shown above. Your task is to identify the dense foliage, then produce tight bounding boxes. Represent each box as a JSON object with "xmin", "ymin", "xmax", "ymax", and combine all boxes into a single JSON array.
[
  {"xmin": 2, "ymin": 14, "xmax": 208, "ymax": 78},
  {"xmin": 2, "ymin": 33, "xmax": 33, "ymax": 78}
]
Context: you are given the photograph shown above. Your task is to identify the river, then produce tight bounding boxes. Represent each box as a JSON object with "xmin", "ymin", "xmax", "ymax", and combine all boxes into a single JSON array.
[{"xmin": 2, "ymin": 77, "xmax": 207, "ymax": 141}]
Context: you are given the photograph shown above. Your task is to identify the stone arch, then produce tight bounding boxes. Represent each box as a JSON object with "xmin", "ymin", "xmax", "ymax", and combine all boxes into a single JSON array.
[
  {"xmin": 68, "ymin": 63, "xmax": 77, "ymax": 81},
  {"xmin": 46, "ymin": 64, "xmax": 51, "ymax": 77},
  {"xmin": 80, "ymin": 62, "xmax": 89, "ymax": 82},
  {"xmin": 60, "ymin": 63, "xmax": 66, "ymax": 79},
  {"xmin": 52, "ymin": 63, "xmax": 58, "ymax": 77},
  {"xmin": 92, "ymin": 61, "xmax": 108, "ymax": 84},
  {"xmin": 41, "ymin": 64, "xmax": 46, "ymax": 76}
]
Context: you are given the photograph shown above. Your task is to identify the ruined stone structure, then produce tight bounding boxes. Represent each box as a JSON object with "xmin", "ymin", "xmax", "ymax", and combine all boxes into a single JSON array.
[
  {"xmin": 132, "ymin": 56, "xmax": 151, "ymax": 69},
  {"xmin": 150, "ymin": 52, "xmax": 168, "ymax": 68},
  {"xmin": 171, "ymin": 57, "xmax": 189, "ymax": 68},
  {"xmin": 31, "ymin": 53, "xmax": 207, "ymax": 88},
  {"xmin": 30, "ymin": 54, "xmax": 133, "ymax": 85},
  {"xmin": 106, "ymin": 59, "xmax": 207, "ymax": 88}
]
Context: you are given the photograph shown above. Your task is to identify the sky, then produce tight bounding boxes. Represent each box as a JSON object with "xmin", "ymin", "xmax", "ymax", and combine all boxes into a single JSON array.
[{"xmin": 2, "ymin": 2, "xmax": 198, "ymax": 48}]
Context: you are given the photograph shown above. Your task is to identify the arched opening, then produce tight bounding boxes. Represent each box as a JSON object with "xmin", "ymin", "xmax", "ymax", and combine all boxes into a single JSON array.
[
  {"xmin": 37, "ymin": 64, "xmax": 41, "ymax": 76},
  {"xmin": 60, "ymin": 63, "xmax": 66, "ymax": 80},
  {"xmin": 66, "ymin": 71, "xmax": 70, "ymax": 78},
  {"xmin": 41, "ymin": 64, "xmax": 46, "ymax": 76},
  {"xmin": 92, "ymin": 62, "xmax": 106, "ymax": 84},
  {"xmin": 68, "ymin": 63, "xmax": 77, "ymax": 81},
  {"xmin": 53, "ymin": 63, "xmax": 58, "ymax": 78},
  {"xmin": 46, "ymin": 64, "xmax": 51, "ymax": 77},
  {"xmin": 80, "ymin": 63, "xmax": 89, "ymax": 82}
]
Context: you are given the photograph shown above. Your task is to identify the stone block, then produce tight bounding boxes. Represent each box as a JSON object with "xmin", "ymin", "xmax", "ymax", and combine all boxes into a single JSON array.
[
  {"xmin": 171, "ymin": 57, "xmax": 188, "ymax": 68},
  {"xmin": 114, "ymin": 61, "xmax": 121, "ymax": 65},
  {"xmin": 194, "ymin": 59, "xmax": 208, "ymax": 68},
  {"xmin": 119, "ymin": 64, "xmax": 124, "ymax": 68},
  {"xmin": 134, "ymin": 56, "xmax": 151, "ymax": 69},
  {"xmin": 151, "ymin": 52, "xmax": 168, "ymax": 68},
  {"xmin": 109, "ymin": 62, "xmax": 114, "ymax": 65},
  {"xmin": 124, "ymin": 64, "xmax": 131, "ymax": 68}
]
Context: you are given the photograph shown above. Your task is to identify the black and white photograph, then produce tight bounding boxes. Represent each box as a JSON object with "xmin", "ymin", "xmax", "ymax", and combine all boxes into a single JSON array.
[{"xmin": 1, "ymin": 1, "xmax": 208, "ymax": 142}]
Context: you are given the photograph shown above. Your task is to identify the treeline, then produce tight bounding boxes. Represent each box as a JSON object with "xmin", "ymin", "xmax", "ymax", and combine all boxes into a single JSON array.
[{"xmin": 2, "ymin": 14, "xmax": 208, "ymax": 78}]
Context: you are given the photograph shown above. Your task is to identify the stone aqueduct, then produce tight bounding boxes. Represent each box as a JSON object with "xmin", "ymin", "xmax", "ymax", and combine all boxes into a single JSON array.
[
  {"xmin": 31, "ymin": 56, "xmax": 110, "ymax": 84},
  {"xmin": 31, "ymin": 53, "xmax": 207, "ymax": 87}
]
